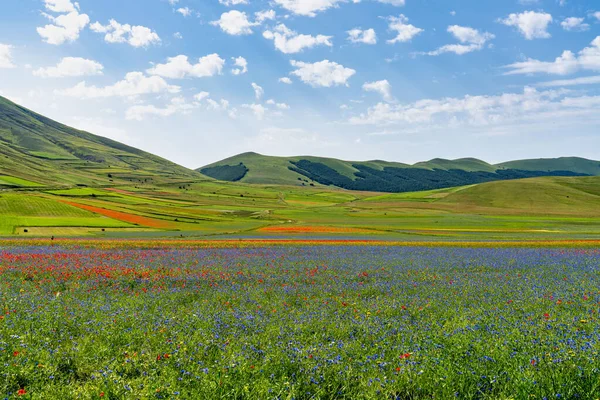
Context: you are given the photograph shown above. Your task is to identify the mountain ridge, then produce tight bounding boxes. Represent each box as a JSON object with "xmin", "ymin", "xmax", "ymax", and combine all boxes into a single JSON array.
[{"xmin": 199, "ymin": 153, "xmax": 599, "ymax": 193}]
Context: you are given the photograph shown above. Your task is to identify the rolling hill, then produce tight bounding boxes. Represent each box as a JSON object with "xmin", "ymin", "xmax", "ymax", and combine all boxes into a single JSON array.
[
  {"xmin": 0, "ymin": 96, "xmax": 207, "ymax": 188},
  {"xmin": 199, "ymin": 153, "xmax": 598, "ymax": 193}
]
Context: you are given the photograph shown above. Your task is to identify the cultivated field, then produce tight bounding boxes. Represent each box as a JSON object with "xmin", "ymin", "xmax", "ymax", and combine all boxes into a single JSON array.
[{"xmin": 1, "ymin": 240, "xmax": 599, "ymax": 399}]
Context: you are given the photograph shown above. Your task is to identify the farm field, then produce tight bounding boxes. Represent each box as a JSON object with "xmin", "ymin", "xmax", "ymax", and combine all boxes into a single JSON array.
[
  {"xmin": 1, "ymin": 241, "xmax": 600, "ymax": 398},
  {"xmin": 1, "ymin": 175, "xmax": 600, "ymax": 240}
]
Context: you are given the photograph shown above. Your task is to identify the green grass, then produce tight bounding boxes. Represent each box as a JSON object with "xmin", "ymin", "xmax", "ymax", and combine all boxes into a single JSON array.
[{"xmin": 0, "ymin": 176, "xmax": 43, "ymax": 187}]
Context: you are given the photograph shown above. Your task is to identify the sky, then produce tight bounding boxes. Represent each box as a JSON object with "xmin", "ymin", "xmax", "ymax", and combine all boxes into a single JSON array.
[{"xmin": 0, "ymin": 0, "xmax": 599, "ymax": 168}]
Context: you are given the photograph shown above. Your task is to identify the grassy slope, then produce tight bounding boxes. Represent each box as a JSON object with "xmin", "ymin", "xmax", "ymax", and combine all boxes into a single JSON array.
[
  {"xmin": 439, "ymin": 176, "xmax": 600, "ymax": 216},
  {"xmin": 0, "ymin": 96, "xmax": 208, "ymax": 187}
]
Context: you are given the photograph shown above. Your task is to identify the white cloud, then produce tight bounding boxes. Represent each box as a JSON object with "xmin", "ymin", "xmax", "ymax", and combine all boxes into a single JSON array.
[
  {"xmin": 243, "ymin": 103, "xmax": 267, "ymax": 120},
  {"xmin": 266, "ymin": 100, "xmax": 290, "ymax": 110},
  {"xmin": 37, "ymin": 11, "xmax": 90, "ymax": 45},
  {"xmin": 386, "ymin": 15, "xmax": 423, "ymax": 44},
  {"xmin": 377, "ymin": 0, "xmax": 405, "ymax": 5},
  {"xmin": 57, "ymin": 71, "xmax": 180, "ymax": 98},
  {"xmin": 500, "ymin": 11, "xmax": 553, "ymax": 40},
  {"xmin": 263, "ymin": 24, "xmax": 332, "ymax": 54},
  {"xmin": 219, "ymin": 0, "xmax": 249, "ymax": 5},
  {"xmin": 290, "ymin": 60, "xmax": 356, "ymax": 87},
  {"xmin": 194, "ymin": 91, "xmax": 210, "ymax": 101},
  {"xmin": 90, "ymin": 19, "xmax": 160, "ymax": 47},
  {"xmin": 211, "ymin": 11, "xmax": 257, "ymax": 36},
  {"xmin": 349, "ymin": 87, "xmax": 600, "ymax": 129},
  {"xmin": 126, "ymin": 96, "xmax": 196, "ymax": 121},
  {"xmin": 255, "ymin": 10, "xmax": 276, "ymax": 23},
  {"xmin": 33, "ymin": 57, "xmax": 103, "ymax": 78},
  {"xmin": 504, "ymin": 37, "xmax": 600, "ymax": 75},
  {"xmin": 147, "ymin": 54, "xmax": 225, "ymax": 79},
  {"xmin": 0, "ymin": 44, "xmax": 15, "ymax": 68},
  {"xmin": 561, "ymin": 17, "xmax": 589, "ymax": 32},
  {"xmin": 176, "ymin": 7, "xmax": 192, "ymax": 17},
  {"xmin": 272, "ymin": 0, "xmax": 349, "ymax": 17},
  {"xmin": 251, "ymin": 82, "xmax": 264, "ymax": 100},
  {"xmin": 347, "ymin": 28, "xmax": 377, "ymax": 45},
  {"xmin": 593, "ymin": 12, "xmax": 600, "ymax": 21},
  {"xmin": 426, "ymin": 25, "xmax": 494, "ymax": 55},
  {"xmin": 537, "ymin": 75, "xmax": 600, "ymax": 87},
  {"xmin": 231, "ymin": 56, "xmax": 248, "ymax": 75},
  {"xmin": 173, "ymin": 32, "xmax": 183, "ymax": 39},
  {"xmin": 279, "ymin": 77, "xmax": 293, "ymax": 84},
  {"xmin": 363, "ymin": 80, "xmax": 393, "ymax": 101},
  {"xmin": 43, "ymin": 0, "xmax": 79, "ymax": 13}
]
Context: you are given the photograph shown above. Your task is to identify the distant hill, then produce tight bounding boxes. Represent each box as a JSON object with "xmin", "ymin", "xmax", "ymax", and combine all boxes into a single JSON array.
[
  {"xmin": 0, "ymin": 96, "xmax": 207, "ymax": 188},
  {"xmin": 497, "ymin": 157, "xmax": 600, "ymax": 176},
  {"xmin": 199, "ymin": 152, "xmax": 597, "ymax": 193}
]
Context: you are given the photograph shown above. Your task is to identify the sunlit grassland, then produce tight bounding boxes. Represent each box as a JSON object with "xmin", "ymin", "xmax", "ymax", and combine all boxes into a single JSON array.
[{"xmin": 0, "ymin": 176, "xmax": 599, "ymax": 239}]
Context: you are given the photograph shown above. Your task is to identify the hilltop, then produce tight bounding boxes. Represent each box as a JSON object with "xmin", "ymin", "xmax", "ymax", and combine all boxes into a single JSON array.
[{"xmin": 199, "ymin": 152, "xmax": 597, "ymax": 193}]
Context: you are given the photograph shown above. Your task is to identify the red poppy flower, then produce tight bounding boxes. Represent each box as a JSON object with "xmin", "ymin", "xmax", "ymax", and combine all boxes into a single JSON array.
[{"xmin": 17, "ymin": 388, "xmax": 27, "ymax": 396}]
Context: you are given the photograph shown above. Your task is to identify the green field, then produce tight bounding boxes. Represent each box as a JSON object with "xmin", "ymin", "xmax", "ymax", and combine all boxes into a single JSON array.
[{"xmin": 0, "ymin": 175, "xmax": 598, "ymax": 239}]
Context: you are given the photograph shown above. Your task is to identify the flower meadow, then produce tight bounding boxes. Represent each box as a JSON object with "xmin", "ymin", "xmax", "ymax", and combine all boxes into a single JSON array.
[{"xmin": 1, "ymin": 243, "xmax": 600, "ymax": 399}]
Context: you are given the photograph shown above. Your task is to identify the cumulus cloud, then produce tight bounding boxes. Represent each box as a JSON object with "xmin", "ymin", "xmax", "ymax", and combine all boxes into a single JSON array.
[
  {"xmin": 255, "ymin": 10, "xmax": 276, "ymax": 23},
  {"xmin": 43, "ymin": 0, "xmax": 79, "ymax": 13},
  {"xmin": 347, "ymin": 28, "xmax": 377, "ymax": 44},
  {"xmin": 272, "ymin": 0, "xmax": 348, "ymax": 17},
  {"xmin": 57, "ymin": 71, "xmax": 180, "ymax": 98},
  {"xmin": 500, "ymin": 11, "xmax": 553, "ymax": 40},
  {"xmin": 426, "ymin": 25, "xmax": 494, "ymax": 55},
  {"xmin": 37, "ymin": 10, "xmax": 90, "ymax": 45},
  {"xmin": 290, "ymin": 60, "xmax": 356, "ymax": 87},
  {"xmin": 176, "ymin": 7, "xmax": 192, "ymax": 17},
  {"xmin": 90, "ymin": 19, "xmax": 160, "ymax": 47},
  {"xmin": 126, "ymin": 96, "xmax": 196, "ymax": 121},
  {"xmin": 0, "ymin": 44, "xmax": 15, "ymax": 68},
  {"xmin": 386, "ymin": 15, "xmax": 423, "ymax": 44},
  {"xmin": 231, "ymin": 56, "xmax": 248, "ymax": 75},
  {"xmin": 504, "ymin": 36, "xmax": 600, "ymax": 75},
  {"xmin": 363, "ymin": 80, "xmax": 393, "ymax": 101},
  {"xmin": 263, "ymin": 24, "xmax": 332, "ymax": 54},
  {"xmin": 560, "ymin": 17, "xmax": 589, "ymax": 32},
  {"xmin": 279, "ymin": 77, "xmax": 293, "ymax": 84},
  {"xmin": 147, "ymin": 54, "xmax": 225, "ymax": 79},
  {"xmin": 33, "ymin": 57, "xmax": 103, "ymax": 78},
  {"xmin": 211, "ymin": 11, "xmax": 258, "ymax": 35}
]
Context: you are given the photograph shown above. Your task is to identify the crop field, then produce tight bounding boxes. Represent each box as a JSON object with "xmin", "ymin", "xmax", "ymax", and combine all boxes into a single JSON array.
[
  {"xmin": 1, "ymin": 175, "xmax": 599, "ymax": 240},
  {"xmin": 1, "ymin": 241, "xmax": 600, "ymax": 399}
]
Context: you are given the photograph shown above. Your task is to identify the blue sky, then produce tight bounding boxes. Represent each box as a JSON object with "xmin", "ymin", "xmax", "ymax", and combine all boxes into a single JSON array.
[{"xmin": 0, "ymin": 0, "xmax": 599, "ymax": 168}]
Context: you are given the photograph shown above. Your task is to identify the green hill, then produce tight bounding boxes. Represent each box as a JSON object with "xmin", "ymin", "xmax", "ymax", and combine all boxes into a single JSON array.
[
  {"xmin": 199, "ymin": 153, "xmax": 597, "ymax": 193},
  {"xmin": 497, "ymin": 157, "xmax": 600, "ymax": 176},
  {"xmin": 439, "ymin": 176, "xmax": 600, "ymax": 216},
  {"xmin": 0, "ymin": 96, "xmax": 207, "ymax": 188}
]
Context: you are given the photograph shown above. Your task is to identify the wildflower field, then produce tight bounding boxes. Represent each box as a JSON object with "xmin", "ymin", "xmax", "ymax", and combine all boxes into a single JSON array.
[{"xmin": 1, "ymin": 241, "xmax": 600, "ymax": 399}]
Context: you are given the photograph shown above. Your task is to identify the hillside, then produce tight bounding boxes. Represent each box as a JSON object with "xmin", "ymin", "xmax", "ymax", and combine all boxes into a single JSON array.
[
  {"xmin": 199, "ymin": 153, "xmax": 596, "ymax": 193},
  {"xmin": 0, "ymin": 96, "xmax": 207, "ymax": 188},
  {"xmin": 437, "ymin": 176, "xmax": 600, "ymax": 216},
  {"xmin": 497, "ymin": 157, "xmax": 600, "ymax": 176}
]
